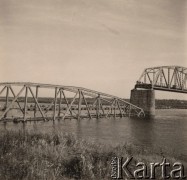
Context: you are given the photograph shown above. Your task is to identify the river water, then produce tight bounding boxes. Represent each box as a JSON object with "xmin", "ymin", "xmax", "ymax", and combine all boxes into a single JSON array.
[{"xmin": 1, "ymin": 109, "xmax": 187, "ymax": 160}]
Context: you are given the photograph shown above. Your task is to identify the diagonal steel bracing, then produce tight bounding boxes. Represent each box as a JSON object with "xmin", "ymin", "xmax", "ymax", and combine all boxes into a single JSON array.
[
  {"xmin": 0, "ymin": 82, "xmax": 145, "ymax": 122},
  {"xmin": 136, "ymin": 66, "xmax": 187, "ymax": 93}
]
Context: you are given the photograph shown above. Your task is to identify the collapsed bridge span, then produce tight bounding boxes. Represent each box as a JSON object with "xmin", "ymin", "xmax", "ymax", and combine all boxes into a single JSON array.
[{"xmin": 0, "ymin": 82, "xmax": 145, "ymax": 122}]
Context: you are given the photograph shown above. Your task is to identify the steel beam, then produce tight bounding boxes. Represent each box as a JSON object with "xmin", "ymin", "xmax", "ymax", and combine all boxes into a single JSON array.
[
  {"xmin": 28, "ymin": 87, "xmax": 46, "ymax": 121},
  {"xmin": 0, "ymin": 86, "xmax": 25, "ymax": 120},
  {"xmin": 0, "ymin": 82, "xmax": 146, "ymax": 121},
  {"xmin": 23, "ymin": 87, "xmax": 28, "ymax": 121}
]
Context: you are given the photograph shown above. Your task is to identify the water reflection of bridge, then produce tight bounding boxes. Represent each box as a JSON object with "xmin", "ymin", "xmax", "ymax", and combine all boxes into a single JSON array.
[{"xmin": 0, "ymin": 82, "xmax": 144, "ymax": 122}]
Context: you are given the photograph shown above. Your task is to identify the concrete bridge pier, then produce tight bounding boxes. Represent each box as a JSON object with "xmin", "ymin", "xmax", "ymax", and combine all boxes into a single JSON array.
[{"xmin": 130, "ymin": 89, "xmax": 155, "ymax": 118}]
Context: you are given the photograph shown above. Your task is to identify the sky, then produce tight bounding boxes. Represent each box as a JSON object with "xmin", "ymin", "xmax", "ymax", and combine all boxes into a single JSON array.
[{"xmin": 0, "ymin": 0, "xmax": 187, "ymax": 99}]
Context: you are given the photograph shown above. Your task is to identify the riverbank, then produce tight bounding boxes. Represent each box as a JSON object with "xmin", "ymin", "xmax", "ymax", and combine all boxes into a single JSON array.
[
  {"xmin": 0, "ymin": 130, "xmax": 186, "ymax": 179},
  {"xmin": 1, "ymin": 98, "xmax": 187, "ymax": 110}
]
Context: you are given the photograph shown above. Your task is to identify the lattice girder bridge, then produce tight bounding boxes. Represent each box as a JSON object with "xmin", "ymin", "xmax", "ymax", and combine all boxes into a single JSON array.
[
  {"xmin": 0, "ymin": 82, "xmax": 145, "ymax": 122},
  {"xmin": 136, "ymin": 66, "xmax": 187, "ymax": 93}
]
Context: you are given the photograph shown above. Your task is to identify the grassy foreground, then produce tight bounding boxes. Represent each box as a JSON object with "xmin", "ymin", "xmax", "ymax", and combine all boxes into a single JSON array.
[{"xmin": 0, "ymin": 130, "xmax": 185, "ymax": 180}]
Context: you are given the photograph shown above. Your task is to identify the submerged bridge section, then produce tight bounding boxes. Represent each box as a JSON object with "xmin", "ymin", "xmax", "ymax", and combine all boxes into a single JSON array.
[
  {"xmin": 130, "ymin": 66, "xmax": 187, "ymax": 118},
  {"xmin": 0, "ymin": 82, "xmax": 144, "ymax": 122}
]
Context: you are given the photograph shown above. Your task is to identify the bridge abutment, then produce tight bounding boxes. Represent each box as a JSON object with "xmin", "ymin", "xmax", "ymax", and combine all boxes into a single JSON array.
[{"xmin": 130, "ymin": 89, "xmax": 155, "ymax": 118}]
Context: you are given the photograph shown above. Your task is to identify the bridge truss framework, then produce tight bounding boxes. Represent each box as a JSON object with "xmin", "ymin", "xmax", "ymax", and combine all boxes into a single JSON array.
[
  {"xmin": 0, "ymin": 82, "xmax": 144, "ymax": 122},
  {"xmin": 136, "ymin": 66, "xmax": 187, "ymax": 93}
]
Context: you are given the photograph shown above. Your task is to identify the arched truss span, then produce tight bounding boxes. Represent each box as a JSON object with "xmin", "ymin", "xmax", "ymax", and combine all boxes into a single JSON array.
[
  {"xmin": 136, "ymin": 66, "xmax": 187, "ymax": 93},
  {"xmin": 0, "ymin": 82, "xmax": 144, "ymax": 122}
]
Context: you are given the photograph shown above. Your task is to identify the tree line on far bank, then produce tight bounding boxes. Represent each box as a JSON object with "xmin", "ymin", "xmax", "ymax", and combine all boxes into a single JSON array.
[{"xmin": 0, "ymin": 97, "xmax": 187, "ymax": 109}]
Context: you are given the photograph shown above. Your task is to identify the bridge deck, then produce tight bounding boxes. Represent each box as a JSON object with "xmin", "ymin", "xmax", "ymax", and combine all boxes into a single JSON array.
[
  {"xmin": 137, "ymin": 66, "xmax": 187, "ymax": 93},
  {"xmin": 135, "ymin": 83, "xmax": 187, "ymax": 94}
]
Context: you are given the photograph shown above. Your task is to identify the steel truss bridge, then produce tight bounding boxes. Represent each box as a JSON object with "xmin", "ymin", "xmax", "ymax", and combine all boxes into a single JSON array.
[
  {"xmin": 0, "ymin": 82, "xmax": 144, "ymax": 122},
  {"xmin": 135, "ymin": 66, "xmax": 187, "ymax": 93}
]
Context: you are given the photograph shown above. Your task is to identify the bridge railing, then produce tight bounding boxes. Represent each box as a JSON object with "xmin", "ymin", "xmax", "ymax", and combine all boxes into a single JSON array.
[{"xmin": 0, "ymin": 82, "xmax": 145, "ymax": 122}]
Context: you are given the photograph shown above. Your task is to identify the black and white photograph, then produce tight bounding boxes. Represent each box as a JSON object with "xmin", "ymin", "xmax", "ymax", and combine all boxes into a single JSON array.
[{"xmin": 0, "ymin": 0, "xmax": 186, "ymax": 179}]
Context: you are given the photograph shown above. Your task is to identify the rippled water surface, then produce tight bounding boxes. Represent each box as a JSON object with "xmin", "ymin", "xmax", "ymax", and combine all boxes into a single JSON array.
[{"xmin": 1, "ymin": 109, "xmax": 187, "ymax": 158}]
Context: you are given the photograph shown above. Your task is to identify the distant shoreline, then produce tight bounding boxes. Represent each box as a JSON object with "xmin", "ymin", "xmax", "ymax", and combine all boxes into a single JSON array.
[
  {"xmin": 0, "ymin": 97, "xmax": 187, "ymax": 109},
  {"xmin": 155, "ymin": 99, "xmax": 187, "ymax": 109}
]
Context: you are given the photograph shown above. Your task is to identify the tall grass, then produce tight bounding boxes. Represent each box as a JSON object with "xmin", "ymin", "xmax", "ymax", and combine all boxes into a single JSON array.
[{"xmin": 0, "ymin": 130, "xmax": 186, "ymax": 180}]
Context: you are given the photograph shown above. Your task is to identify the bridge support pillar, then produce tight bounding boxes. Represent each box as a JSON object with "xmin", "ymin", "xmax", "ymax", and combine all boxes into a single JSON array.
[{"xmin": 130, "ymin": 89, "xmax": 155, "ymax": 118}]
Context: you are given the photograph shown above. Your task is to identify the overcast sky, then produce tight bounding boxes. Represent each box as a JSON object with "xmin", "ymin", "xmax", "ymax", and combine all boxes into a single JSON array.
[{"xmin": 0, "ymin": 0, "xmax": 186, "ymax": 99}]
